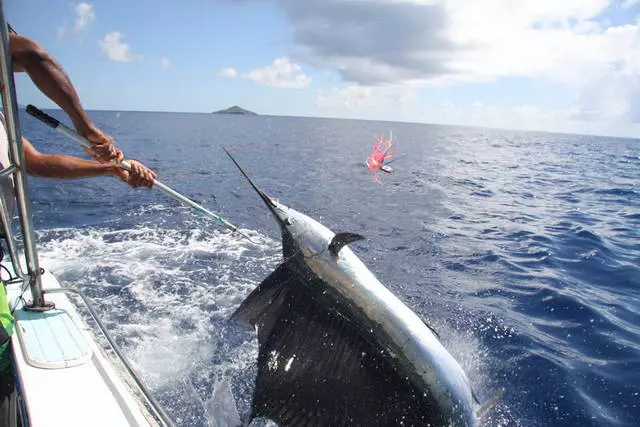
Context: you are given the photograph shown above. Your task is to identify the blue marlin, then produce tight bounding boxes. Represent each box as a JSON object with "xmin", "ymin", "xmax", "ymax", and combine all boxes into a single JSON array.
[{"xmin": 226, "ymin": 148, "xmax": 479, "ymax": 426}]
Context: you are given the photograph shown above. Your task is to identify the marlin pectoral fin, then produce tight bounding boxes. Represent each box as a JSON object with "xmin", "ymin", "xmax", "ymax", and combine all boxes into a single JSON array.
[{"xmin": 328, "ymin": 232, "xmax": 365, "ymax": 256}]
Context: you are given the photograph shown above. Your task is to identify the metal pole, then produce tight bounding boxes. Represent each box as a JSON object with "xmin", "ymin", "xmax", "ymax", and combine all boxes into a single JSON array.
[
  {"xmin": 0, "ymin": 0, "xmax": 46, "ymax": 307},
  {"xmin": 0, "ymin": 168, "xmax": 27, "ymax": 280}
]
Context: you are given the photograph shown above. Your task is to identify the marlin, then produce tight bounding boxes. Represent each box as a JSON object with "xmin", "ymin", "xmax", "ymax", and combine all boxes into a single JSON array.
[{"xmin": 226, "ymin": 148, "xmax": 478, "ymax": 426}]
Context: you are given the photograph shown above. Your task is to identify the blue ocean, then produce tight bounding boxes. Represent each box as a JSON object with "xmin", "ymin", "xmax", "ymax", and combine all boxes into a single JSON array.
[{"xmin": 19, "ymin": 109, "xmax": 640, "ymax": 426}]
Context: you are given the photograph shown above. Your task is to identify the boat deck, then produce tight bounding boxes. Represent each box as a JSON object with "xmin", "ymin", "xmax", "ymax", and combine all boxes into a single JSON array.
[{"xmin": 4, "ymin": 260, "xmax": 161, "ymax": 426}]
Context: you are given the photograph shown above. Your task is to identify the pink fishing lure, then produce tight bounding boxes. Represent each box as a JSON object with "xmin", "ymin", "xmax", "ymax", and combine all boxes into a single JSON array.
[{"xmin": 366, "ymin": 132, "xmax": 396, "ymax": 184}]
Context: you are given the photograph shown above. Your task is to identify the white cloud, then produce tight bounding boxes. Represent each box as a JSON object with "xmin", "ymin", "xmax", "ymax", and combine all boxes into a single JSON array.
[
  {"xmin": 316, "ymin": 86, "xmax": 373, "ymax": 110},
  {"xmin": 99, "ymin": 32, "xmax": 142, "ymax": 63},
  {"xmin": 161, "ymin": 57, "xmax": 171, "ymax": 68},
  {"xmin": 262, "ymin": 0, "xmax": 640, "ymax": 127},
  {"xmin": 621, "ymin": 0, "xmax": 640, "ymax": 8},
  {"xmin": 445, "ymin": 3, "xmax": 640, "ymax": 125},
  {"xmin": 440, "ymin": 0, "xmax": 633, "ymax": 85},
  {"xmin": 242, "ymin": 58, "xmax": 311, "ymax": 88},
  {"xmin": 262, "ymin": 0, "xmax": 618, "ymax": 85},
  {"xmin": 73, "ymin": 3, "xmax": 95, "ymax": 32},
  {"xmin": 218, "ymin": 67, "xmax": 237, "ymax": 78},
  {"xmin": 424, "ymin": 100, "xmax": 640, "ymax": 137},
  {"xmin": 312, "ymin": 83, "xmax": 640, "ymax": 137},
  {"xmin": 56, "ymin": 26, "xmax": 66, "ymax": 41},
  {"xmin": 315, "ymin": 84, "xmax": 421, "ymax": 124},
  {"xmin": 57, "ymin": 2, "xmax": 95, "ymax": 40}
]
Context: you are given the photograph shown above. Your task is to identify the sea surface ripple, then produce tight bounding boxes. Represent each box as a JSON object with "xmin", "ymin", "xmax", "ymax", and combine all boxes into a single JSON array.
[{"xmin": 19, "ymin": 110, "xmax": 640, "ymax": 426}]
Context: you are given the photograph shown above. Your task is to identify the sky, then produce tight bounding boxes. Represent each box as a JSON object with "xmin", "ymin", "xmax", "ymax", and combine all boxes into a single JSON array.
[{"xmin": 6, "ymin": 0, "xmax": 640, "ymax": 137}]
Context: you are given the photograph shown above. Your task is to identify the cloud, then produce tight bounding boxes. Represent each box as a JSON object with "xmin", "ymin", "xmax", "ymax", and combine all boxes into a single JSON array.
[
  {"xmin": 56, "ymin": 26, "xmax": 66, "ymax": 41},
  {"xmin": 73, "ymin": 3, "xmax": 95, "ymax": 32},
  {"xmin": 316, "ymin": 86, "xmax": 373, "ymax": 110},
  {"xmin": 621, "ymin": 0, "xmax": 640, "ymax": 8},
  {"xmin": 57, "ymin": 2, "xmax": 95, "ymax": 40},
  {"xmin": 258, "ymin": 0, "xmax": 640, "ymax": 125},
  {"xmin": 314, "ymin": 84, "xmax": 421, "ymax": 125},
  {"xmin": 259, "ymin": 0, "xmax": 618, "ymax": 86},
  {"xmin": 99, "ymin": 32, "xmax": 142, "ymax": 63},
  {"xmin": 242, "ymin": 58, "xmax": 311, "ymax": 88},
  {"xmin": 258, "ymin": 0, "xmax": 451, "ymax": 85},
  {"xmin": 312, "ymin": 82, "xmax": 640, "ymax": 136},
  {"xmin": 427, "ymin": 100, "xmax": 640, "ymax": 137},
  {"xmin": 218, "ymin": 67, "xmax": 238, "ymax": 77},
  {"xmin": 161, "ymin": 57, "xmax": 171, "ymax": 68}
]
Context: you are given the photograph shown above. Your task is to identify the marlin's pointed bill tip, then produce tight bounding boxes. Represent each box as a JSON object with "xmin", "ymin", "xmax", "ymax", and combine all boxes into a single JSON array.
[{"xmin": 222, "ymin": 146, "xmax": 278, "ymax": 211}]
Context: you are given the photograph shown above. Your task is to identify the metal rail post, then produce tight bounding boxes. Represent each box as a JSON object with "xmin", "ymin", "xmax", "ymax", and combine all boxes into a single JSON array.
[{"xmin": 0, "ymin": 1, "xmax": 48, "ymax": 309}]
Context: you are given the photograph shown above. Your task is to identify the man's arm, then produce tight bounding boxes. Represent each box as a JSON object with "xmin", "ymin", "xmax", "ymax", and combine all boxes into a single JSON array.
[
  {"xmin": 23, "ymin": 137, "xmax": 156, "ymax": 188},
  {"xmin": 9, "ymin": 34, "xmax": 121, "ymax": 163}
]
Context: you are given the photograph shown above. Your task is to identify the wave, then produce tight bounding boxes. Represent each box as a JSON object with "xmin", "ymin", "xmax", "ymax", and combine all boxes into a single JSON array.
[{"xmin": 37, "ymin": 224, "xmax": 280, "ymax": 423}]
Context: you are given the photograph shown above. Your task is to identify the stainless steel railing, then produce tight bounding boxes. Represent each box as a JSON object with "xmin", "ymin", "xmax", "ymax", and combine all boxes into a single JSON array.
[
  {"xmin": 0, "ymin": 0, "xmax": 46, "ymax": 308},
  {"xmin": 0, "ymin": 163, "xmax": 26, "ymax": 281}
]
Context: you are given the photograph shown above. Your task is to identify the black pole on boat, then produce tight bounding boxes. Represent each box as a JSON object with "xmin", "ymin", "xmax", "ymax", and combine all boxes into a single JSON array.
[{"xmin": 26, "ymin": 105, "xmax": 258, "ymax": 244}]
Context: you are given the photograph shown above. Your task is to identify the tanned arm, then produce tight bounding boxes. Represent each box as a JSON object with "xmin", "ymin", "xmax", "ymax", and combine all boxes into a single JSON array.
[
  {"xmin": 9, "ymin": 34, "xmax": 121, "ymax": 163},
  {"xmin": 22, "ymin": 137, "xmax": 156, "ymax": 188}
]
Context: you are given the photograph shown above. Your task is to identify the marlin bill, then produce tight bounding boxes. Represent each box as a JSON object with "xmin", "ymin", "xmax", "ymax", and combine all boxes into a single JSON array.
[{"xmin": 225, "ymin": 148, "xmax": 482, "ymax": 426}]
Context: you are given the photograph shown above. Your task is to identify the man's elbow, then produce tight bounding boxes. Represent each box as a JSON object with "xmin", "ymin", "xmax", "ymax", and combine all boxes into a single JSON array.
[
  {"xmin": 24, "ymin": 162, "xmax": 40, "ymax": 177},
  {"xmin": 23, "ymin": 154, "xmax": 46, "ymax": 177}
]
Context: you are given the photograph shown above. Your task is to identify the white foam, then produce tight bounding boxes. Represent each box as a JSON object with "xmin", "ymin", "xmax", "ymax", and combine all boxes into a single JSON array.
[
  {"xmin": 421, "ymin": 315, "xmax": 514, "ymax": 426},
  {"xmin": 36, "ymin": 223, "xmax": 280, "ymax": 421}
]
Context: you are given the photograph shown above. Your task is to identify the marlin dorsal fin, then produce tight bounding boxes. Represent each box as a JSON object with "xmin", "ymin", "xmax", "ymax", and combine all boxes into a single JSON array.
[{"xmin": 328, "ymin": 232, "xmax": 365, "ymax": 256}]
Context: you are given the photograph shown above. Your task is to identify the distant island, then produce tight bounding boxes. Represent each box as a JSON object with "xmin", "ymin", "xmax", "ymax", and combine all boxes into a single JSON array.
[{"xmin": 212, "ymin": 106, "xmax": 257, "ymax": 115}]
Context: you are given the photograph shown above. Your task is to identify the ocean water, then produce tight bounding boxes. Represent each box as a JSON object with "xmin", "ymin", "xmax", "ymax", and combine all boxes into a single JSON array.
[{"xmin": 17, "ymin": 109, "xmax": 640, "ymax": 426}]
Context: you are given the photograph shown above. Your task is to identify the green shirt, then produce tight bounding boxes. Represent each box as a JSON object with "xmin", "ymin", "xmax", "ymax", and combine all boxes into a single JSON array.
[{"xmin": 0, "ymin": 283, "xmax": 14, "ymax": 372}]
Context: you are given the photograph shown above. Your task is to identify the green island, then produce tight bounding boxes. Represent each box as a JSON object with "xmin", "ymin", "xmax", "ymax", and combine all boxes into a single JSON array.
[{"xmin": 212, "ymin": 105, "xmax": 257, "ymax": 115}]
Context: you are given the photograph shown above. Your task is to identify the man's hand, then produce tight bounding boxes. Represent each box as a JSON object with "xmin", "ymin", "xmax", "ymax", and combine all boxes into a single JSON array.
[
  {"xmin": 82, "ymin": 127, "xmax": 124, "ymax": 163},
  {"xmin": 113, "ymin": 160, "xmax": 157, "ymax": 189}
]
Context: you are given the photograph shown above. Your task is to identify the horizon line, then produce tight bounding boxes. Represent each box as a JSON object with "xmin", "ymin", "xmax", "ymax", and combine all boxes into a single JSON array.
[{"xmin": 27, "ymin": 106, "xmax": 639, "ymax": 142}]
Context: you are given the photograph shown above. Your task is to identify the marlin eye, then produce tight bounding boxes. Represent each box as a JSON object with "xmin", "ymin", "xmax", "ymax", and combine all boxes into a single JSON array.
[{"xmin": 285, "ymin": 217, "xmax": 295, "ymax": 225}]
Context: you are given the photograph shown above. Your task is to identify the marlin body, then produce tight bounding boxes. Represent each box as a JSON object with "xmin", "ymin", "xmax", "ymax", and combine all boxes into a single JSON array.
[{"xmin": 227, "ymin": 150, "xmax": 477, "ymax": 426}]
